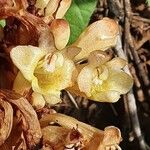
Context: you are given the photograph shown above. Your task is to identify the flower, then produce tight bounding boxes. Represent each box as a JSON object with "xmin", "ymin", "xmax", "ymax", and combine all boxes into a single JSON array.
[
  {"xmin": 71, "ymin": 17, "xmax": 119, "ymax": 62},
  {"xmin": 10, "ymin": 17, "xmax": 133, "ymax": 106},
  {"xmin": 76, "ymin": 51, "xmax": 133, "ymax": 102},
  {"xmin": 10, "ymin": 45, "xmax": 75, "ymax": 106}
]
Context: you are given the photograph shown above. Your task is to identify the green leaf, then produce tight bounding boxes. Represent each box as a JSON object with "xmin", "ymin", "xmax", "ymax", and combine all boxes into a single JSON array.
[
  {"xmin": 65, "ymin": 0, "xmax": 97, "ymax": 45},
  {"xmin": 147, "ymin": 0, "xmax": 150, "ymax": 6},
  {"xmin": 0, "ymin": 20, "xmax": 6, "ymax": 28}
]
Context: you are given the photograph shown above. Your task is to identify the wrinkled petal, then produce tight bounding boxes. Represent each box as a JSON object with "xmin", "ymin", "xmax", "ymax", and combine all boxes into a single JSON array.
[
  {"xmin": 13, "ymin": 71, "xmax": 31, "ymax": 95},
  {"xmin": 105, "ymin": 70, "xmax": 133, "ymax": 94},
  {"xmin": 62, "ymin": 46, "xmax": 82, "ymax": 59},
  {"xmin": 31, "ymin": 92, "xmax": 46, "ymax": 109},
  {"xmin": 91, "ymin": 90, "xmax": 121, "ymax": 103},
  {"xmin": 50, "ymin": 19, "xmax": 70, "ymax": 50},
  {"xmin": 77, "ymin": 66, "xmax": 94, "ymax": 97},
  {"xmin": 98, "ymin": 66, "xmax": 109, "ymax": 81},
  {"xmin": 10, "ymin": 46, "xmax": 46, "ymax": 81},
  {"xmin": 102, "ymin": 126, "xmax": 122, "ymax": 146},
  {"xmin": 42, "ymin": 126, "xmax": 69, "ymax": 149},
  {"xmin": 32, "ymin": 53, "xmax": 75, "ymax": 95},
  {"xmin": 77, "ymin": 57, "xmax": 132, "ymax": 102},
  {"xmin": 40, "ymin": 113, "xmax": 102, "ymax": 141},
  {"xmin": 88, "ymin": 50, "xmax": 113, "ymax": 67},
  {"xmin": 0, "ymin": 99, "xmax": 13, "ymax": 146},
  {"xmin": 106, "ymin": 57, "xmax": 127, "ymax": 70},
  {"xmin": 0, "ymin": 90, "xmax": 42, "ymax": 149},
  {"xmin": 55, "ymin": 0, "xmax": 72, "ymax": 19},
  {"xmin": 43, "ymin": 92, "xmax": 62, "ymax": 105},
  {"xmin": 45, "ymin": 0, "xmax": 61, "ymax": 17},
  {"xmin": 77, "ymin": 65, "xmax": 109, "ymax": 97},
  {"xmin": 73, "ymin": 18, "xmax": 119, "ymax": 61},
  {"xmin": 38, "ymin": 27, "xmax": 56, "ymax": 52},
  {"xmin": 35, "ymin": 0, "xmax": 50, "ymax": 15}
]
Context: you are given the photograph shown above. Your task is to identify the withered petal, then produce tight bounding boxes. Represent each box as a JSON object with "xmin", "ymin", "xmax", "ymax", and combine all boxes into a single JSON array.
[
  {"xmin": 50, "ymin": 19, "xmax": 70, "ymax": 50},
  {"xmin": 0, "ymin": 90, "xmax": 42, "ymax": 149},
  {"xmin": 0, "ymin": 99, "xmax": 13, "ymax": 146}
]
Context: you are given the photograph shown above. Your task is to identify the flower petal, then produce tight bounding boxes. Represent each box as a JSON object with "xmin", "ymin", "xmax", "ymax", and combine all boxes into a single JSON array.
[
  {"xmin": 73, "ymin": 18, "xmax": 119, "ymax": 61},
  {"xmin": 88, "ymin": 50, "xmax": 113, "ymax": 67},
  {"xmin": 106, "ymin": 57, "xmax": 127, "ymax": 70},
  {"xmin": 45, "ymin": 0, "xmax": 60, "ymax": 17},
  {"xmin": 35, "ymin": 0, "xmax": 50, "ymax": 15},
  {"xmin": 62, "ymin": 46, "xmax": 82, "ymax": 59},
  {"xmin": 50, "ymin": 19, "xmax": 70, "ymax": 50},
  {"xmin": 105, "ymin": 70, "xmax": 133, "ymax": 94},
  {"xmin": 77, "ymin": 66, "xmax": 94, "ymax": 97},
  {"xmin": 55, "ymin": 0, "xmax": 72, "ymax": 19},
  {"xmin": 31, "ymin": 92, "xmax": 46, "ymax": 109},
  {"xmin": 10, "ymin": 46, "xmax": 46, "ymax": 81},
  {"xmin": 91, "ymin": 90, "xmax": 121, "ymax": 103},
  {"xmin": 43, "ymin": 92, "xmax": 62, "ymax": 105},
  {"xmin": 32, "ymin": 54, "xmax": 74, "ymax": 95},
  {"xmin": 13, "ymin": 71, "xmax": 31, "ymax": 95},
  {"xmin": 38, "ymin": 27, "xmax": 56, "ymax": 52},
  {"xmin": 98, "ymin": 66, "xmax": 109, "ymax": 81}
]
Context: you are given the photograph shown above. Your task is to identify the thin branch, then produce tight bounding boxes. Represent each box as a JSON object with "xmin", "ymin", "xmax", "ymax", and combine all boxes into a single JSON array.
[
  {"xmin": 123, "ymin": 0, "xmax": 150, "ymax": 88},
  {"xmin": 135, "ymin": 31, "xmax": 150, "ymax": 51},
  {"xmin": 133, "ymin": 16, "xmax": 150, "ymax": 24},
  {"xmin": 66, "ymin": 91, "xmax": 79, "ymax": 109},
  {"xmin": 115, "ymin": 34, "xmax": 147, "ymax": 150}
]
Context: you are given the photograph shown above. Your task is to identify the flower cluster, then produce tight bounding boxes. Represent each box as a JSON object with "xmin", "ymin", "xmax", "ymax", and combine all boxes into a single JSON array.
[{"xmin": 9, "ymin": 0, "xmax": 133, "ymax": 109}]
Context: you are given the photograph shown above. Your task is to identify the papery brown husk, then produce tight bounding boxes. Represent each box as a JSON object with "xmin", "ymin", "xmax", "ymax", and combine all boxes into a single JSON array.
[
  {"xmin": 0, "ymin": 89, "xmax": 42, "ymax": 149},
  {"xmin": 0, "ymin": 115, "xmax": 27, "ymax": 150},
  {"xmin": 0, "ymin": 98, "xmax": 13, "ymax": 146},
  {"xmin": 0, "ymin": 0, "xmax": 51, "ymax": 49}
]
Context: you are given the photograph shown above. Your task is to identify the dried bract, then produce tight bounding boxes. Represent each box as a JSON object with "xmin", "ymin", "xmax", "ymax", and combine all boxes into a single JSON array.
[
  {"xmin": 0, "ymin": 99, "xmax": 13, "ymax": 146},
  {"xmin": 0, "ymin": 90, "xmax": 42, "ymax": 149}
]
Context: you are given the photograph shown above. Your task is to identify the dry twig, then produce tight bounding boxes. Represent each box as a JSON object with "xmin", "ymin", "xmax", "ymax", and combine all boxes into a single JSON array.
[
  {"xmin": 115, "ymin": 32, "xmax": 147, "ymax": 150},
  {"xmin": 123, "ymin": 0, "xmax": 150, "ymax": 90}
]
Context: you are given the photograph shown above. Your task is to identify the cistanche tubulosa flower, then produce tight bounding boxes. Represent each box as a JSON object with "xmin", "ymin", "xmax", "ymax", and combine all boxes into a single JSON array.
[
  {"xmin": 75, "ymin": 50, "xmax": 133, "ymax": 102},
  {"xmin": 10, "ymin": 45, "xmax": 75, "ymax": 108}
]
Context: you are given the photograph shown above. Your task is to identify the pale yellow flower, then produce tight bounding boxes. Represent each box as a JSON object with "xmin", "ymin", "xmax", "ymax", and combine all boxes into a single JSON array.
[
  {"xmin": 10, "ymin": 16, "xmax": 133, "ymax": 105},
  {"xmin": 77, "ymin": 51, "xmax": 133, "ymax": 102},
  {"xmin": 72, "ymin": 17, "xmax": 119, "ymax": 62},
  {"xmin": 10, "ymin": 45, "xmax": 75, "ymax": 106}
]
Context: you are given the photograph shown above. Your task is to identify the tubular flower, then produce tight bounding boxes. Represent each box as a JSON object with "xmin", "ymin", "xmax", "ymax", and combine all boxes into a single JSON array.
[
  {"xmin": 71, "ymin": 17, "xmax": 119, "ymax": 62},
  {"xmin": 77, "ymin": 51, "xmax": 133, "ymax": 102},
  {"xmin": 10, "ymin": 45, "xmax": 75, "ymax": 106}
]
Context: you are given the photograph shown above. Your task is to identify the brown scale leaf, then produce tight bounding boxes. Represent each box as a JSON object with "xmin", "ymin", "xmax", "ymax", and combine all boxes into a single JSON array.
[
  {"xmin": 0, "ymin": 98, "xmax": 13, "ymax": 146},
  {"xmin": 0, "ymin": 89, "xmax": 42, "ymax": 149}
]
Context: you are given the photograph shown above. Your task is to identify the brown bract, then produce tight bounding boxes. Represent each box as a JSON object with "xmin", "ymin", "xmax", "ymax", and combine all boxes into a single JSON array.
[
  {"xmin": 0, "ymin": 0, "xmax": 50, "ymax": 47},
  {"xmin": 0, "ymin": 90, "xmax": 42, "ymax": 149},
  {"xmin": 0, "ymin": 99, "xmax": 13, "ymax": 146}
]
